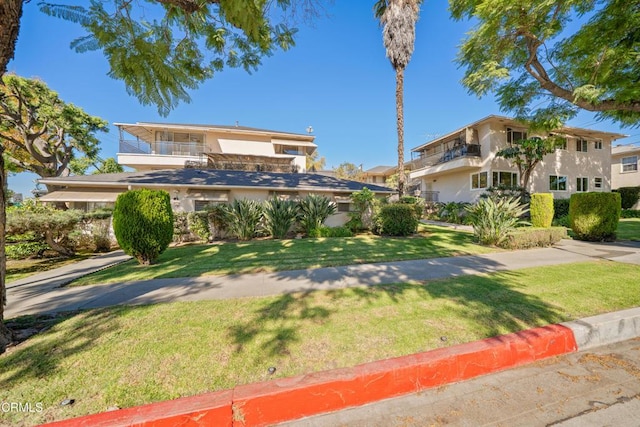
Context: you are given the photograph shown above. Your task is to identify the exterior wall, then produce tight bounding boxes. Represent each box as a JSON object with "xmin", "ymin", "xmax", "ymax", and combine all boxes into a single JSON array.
[
  {"xmin": 612, "ymin": 151, "xmax": 640, "ymax": 189},
  {"xmin": 422, "ymin": 172, "xmax": 480, "ymax": 203}
]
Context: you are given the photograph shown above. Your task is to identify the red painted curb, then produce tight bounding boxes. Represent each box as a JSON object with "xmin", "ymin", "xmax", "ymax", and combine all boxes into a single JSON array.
[
  {"xmin": 40, "ymin": 325, "xmax": 577, "ymax": 427},
  {"xmin": 41, "ymin": 390, "xmax": 233, "ymax": 427}
]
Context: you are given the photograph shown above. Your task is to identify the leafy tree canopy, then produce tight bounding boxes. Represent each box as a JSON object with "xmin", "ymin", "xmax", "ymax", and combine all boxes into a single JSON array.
[
  {"xmin": 451, "ymin": 0, "xmax": 640, "ymax": 127},
  {"xmin": 35, "ymin": 0, "xmax": 323, "ymax": 115},
  {"xmin": 333, "ymin": 162, "xmax": 365, "ymax": 182},
  {"xmin": 0, "ymin": 74, "xmax": 108, "ymax": 186},
  {"xmin": 70, "ymin": 156, "xmax": 124, "ymax": 175}
]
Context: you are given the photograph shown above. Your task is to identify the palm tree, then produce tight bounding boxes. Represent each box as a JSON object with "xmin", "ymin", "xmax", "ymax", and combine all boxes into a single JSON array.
[{"xmin": 375, "ymin": 0, "xmax": 420, "ymax": 197}]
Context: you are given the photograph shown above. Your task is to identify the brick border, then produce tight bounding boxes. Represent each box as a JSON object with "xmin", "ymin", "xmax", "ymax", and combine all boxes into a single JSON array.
[{"xmin": 42, "ymin": 325, "xmax": 577, "ymax": 427}]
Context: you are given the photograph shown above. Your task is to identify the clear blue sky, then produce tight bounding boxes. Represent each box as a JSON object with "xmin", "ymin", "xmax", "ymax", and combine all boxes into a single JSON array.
[{"xmin": 7, "ymin": 1, "xmax": 637, "ymax": 197}]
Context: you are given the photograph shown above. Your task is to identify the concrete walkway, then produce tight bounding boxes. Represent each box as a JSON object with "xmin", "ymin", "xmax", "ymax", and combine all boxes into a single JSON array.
[{"xmin": 6, "ymin": 239, "xmax": 640, "ymax": 319}]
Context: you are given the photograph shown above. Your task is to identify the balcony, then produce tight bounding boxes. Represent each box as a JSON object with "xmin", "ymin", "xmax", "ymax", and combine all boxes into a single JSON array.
[
  {"xmin": 119, "ymin": 140, "xmax": 206, "ymax": 156},
  {"xmin": 411, "ymin": 144, "xmax": 481, "ymax": 171}
]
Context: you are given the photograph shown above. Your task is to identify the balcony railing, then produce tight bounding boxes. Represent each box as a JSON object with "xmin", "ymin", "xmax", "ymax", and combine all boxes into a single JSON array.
[
  {"xmin": 119, "ymin": 140, "xmax": 206, "ymax": 156},
  {"xmin": 411, "ymin": 144, "xmax": 481, "ymax": 170}
]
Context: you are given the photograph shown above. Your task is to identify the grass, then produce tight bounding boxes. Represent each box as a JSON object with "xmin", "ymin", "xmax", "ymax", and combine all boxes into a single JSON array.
[
  {"xmin": 6, "ymin": 254, "xmax": 95, "ymax": 284},
  {"xmin": 617, "ymin": 218, "xmax": 640, "ymax": 241},
  {"xmin": 70, "ymin": 225, "xmax": 493, "ymax": 286},
  {"xmin": 2, "ymin": 260, "xmax": 639, "ymax": 425}
]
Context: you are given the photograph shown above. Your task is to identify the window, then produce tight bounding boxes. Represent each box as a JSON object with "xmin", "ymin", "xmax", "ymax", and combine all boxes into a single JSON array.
[
  {"xmin": 622, "ymin": 156, "xmax": 638, "ymax": 173},
  {"xmin": 549, "ymin": 175, "xmax": 567, "ymax": 191},
  {"xmin": 194, "ymin": 200, "xmax": 222, "ymax": 211},
  {"xmin": 576, "ymin": 177, "xmax": 588, "ymax": 192},
  {"xmin": 507, "ymin": 128, "xmax": 527, "ymax": 144},
  {"xmin": 594, "ymin": 177, "xmax": 603, "ymax": 189},
  {"xmin": 471, "ymin": 172, "xmax": 488, "ymax": 190},
  {"xmin": 594, "ymin": 140, "xmax": 603, "ymax": 150},
  {"xmin": 337, "ymin": 202, "xmax": 352, "ymax": 213},
  {"xmin": 492, "ymin": 171, "xmax": 518, "ymax": 188},
  {"xmin": 576, "ymin": 139, "xmax": 588, "ymax": 152}
]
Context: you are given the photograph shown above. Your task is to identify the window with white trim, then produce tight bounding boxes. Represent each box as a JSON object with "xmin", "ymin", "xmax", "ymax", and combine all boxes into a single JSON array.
[
  {"xmin": 492, "ymin": 171, "xmax": 518, "ymax": 188},
  {"xmin": 576, "ymin": 139, "xmax": 588, "ymax": 152},
  {"xmin": 594, "ymin": 177, "xmax": 603, "ymax": 189},
  {"xmin": 549, "ymin": 175, "xmax": 567, "ymax": 191},
  {"xmin": 506, "ymin": 128, "xmax": 527, "ymax": 144},
  {"xmin": 622, "ymin": 156, "xmax": 638, "ymax": 173},
  {"xmin": 576, "ymin": 177, "xmax": 588, "ymax": 192},
  {"xmin": 594, "ymin": 140, "xmax": 603, "ymax": 150},
  {"xmin": 471, "ymin": 172, "xmax": 488, "ymax": 190}
]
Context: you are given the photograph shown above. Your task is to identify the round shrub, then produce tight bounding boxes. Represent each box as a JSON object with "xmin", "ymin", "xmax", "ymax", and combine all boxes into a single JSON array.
[
  {"xmin": 377, "ymin": 203, "xmax": 418, "ymax": 236},
  {"xmin": 530, "ymin": 193, "xmax": 554, "ymax": 228},
  {"xmin": 113, "ymin": 189, "xmax": 174, "ymax": 265},
  {"xmin": 569, "ymin": 192, "xmax": 621, "ymax": 241},
  {"xmin": 614, "ymin": 186, "xmax": 640, "ymax": 209}
]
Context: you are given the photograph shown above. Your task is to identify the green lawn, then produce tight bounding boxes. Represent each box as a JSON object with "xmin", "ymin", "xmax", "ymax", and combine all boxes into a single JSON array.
[
  {"xmin": 617, "ymin": 218, "xmax": 640, "ymax": 241},
  {"xmin": 71, "ymin": 225, "xmax": 493, "ymax": 286},
  {"xmin": 6, "ymin": 254, "xmax": 94, "ymax": 284},
  {"xmin": 2, "ymin": 260, "xmax": 639, "ymax": 425}
]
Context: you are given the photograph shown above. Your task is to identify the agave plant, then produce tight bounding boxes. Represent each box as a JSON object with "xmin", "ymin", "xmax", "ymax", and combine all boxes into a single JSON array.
[
  {"xmin": 222, "ymin": 199, "xmax": 263, "ymax": 240},
  {"xmin": 263, "ymin": 197, "xmax": 298, "ymax": 239},
  {"xmin": 465, "ymin": 196, "xmax": 529, "ymax": 246},
  {"xmin": 297, "ymin": 194, "xmax": 337, "ymax": 236}
]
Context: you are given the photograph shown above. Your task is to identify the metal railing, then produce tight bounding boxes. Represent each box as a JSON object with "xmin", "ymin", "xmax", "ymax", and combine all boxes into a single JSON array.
[
  {"xmin": 119, "ymin": 140, "xmax": 206, "ymax": 156},
  {"xmin": 411, "ymin": 144, "xmax": 481, "ymax": 170}
]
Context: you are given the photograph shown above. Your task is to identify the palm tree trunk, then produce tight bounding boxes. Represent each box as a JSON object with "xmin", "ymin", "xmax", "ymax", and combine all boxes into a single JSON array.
[{"xmin": 396, "ymin": 66, "xmax": 406, "ymax": 198}]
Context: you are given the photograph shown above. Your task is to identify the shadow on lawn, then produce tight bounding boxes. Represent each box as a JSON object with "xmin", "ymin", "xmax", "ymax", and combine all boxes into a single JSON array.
[{"xmin": 228, "ymin": 266, "xmax": 566, "ymax": 361}]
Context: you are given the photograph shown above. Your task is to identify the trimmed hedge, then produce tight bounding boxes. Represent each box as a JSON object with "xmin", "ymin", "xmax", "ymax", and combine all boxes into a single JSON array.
[
  {"xmin": 614, "ymin": 186, "xmax": 640, "ymax": 209},
  {"xmin": 377, "ymin": 203, "xmax": 418, "ymax": 236},
  {"xmin": 308, "ymin": 226, "xmax": 354, "ymax": 238},
  {"xmin": 621, "ymin": 209, "xmax": 640, "ymax": 219},
  {"xmin": 569, "ymin": 192, "xmax": 621, "ymax": 241},
  {"xmin": 113, "ymin": 189, "xmax": 174, "ymax": 265},
  {"xmin": 530, "ymin": 193, "xmax": 554, "ymax": 228},
  {"xmin": 501, "ymin": 227, "xmax": 567, "ymax": 249}
]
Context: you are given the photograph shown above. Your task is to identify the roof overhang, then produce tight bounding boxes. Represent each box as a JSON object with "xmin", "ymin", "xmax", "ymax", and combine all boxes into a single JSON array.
[{"xmin": 39, "ymin": 189, "xmax": 122, "ymax": 203}]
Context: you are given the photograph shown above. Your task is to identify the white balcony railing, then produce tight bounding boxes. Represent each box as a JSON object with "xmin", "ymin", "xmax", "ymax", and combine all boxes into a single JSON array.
[{"xmin": 119, "ymin": 140, "xmax": 206, "ymax": 157}]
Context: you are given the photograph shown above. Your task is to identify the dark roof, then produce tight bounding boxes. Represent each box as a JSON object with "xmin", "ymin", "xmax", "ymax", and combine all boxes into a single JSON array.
[{"xmin": 39, "ymin": 169, "xmax": 395, "ymax": 193}]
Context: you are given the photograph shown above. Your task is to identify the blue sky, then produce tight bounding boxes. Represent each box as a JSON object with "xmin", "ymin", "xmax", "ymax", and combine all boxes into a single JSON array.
[{"xmin": 7, "ymin": 1, "xmax": 638, "ymax": 197}]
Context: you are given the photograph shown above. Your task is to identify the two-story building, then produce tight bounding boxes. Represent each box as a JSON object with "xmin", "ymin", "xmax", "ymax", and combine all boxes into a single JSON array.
[
  {"xmin": 38, "ymin": 122, "xmax": 394, "ymax": 226},
  {"xmin": 611, "ymin": 144, "xmax": 640, "ymax": 209},
  {"xmin": 409, "ymin": 115, "xmax": 627, "ymax": 203}
]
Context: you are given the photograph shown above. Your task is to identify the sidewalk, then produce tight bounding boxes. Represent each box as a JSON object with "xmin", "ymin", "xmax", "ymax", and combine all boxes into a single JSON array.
[{"xmin": 6, "ymin": 239, "xmax": 640, "ymax": 319}]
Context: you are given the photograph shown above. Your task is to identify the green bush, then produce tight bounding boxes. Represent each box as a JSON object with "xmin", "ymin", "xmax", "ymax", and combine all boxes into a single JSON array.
[
  {"xmin": 222, "ymin": 199, "xmax": 263, "ymax": 240},
  {"xmin": 553, "ymin": 214, "xmax": 570, "ymax": 227},
  {"xmin": 376, "ymin": 203, "xmax": 418, "ymax": 236},
  {"xmin": 621, "ymin": 209, "xmax": 640, "ymax": 218},
  {"xmin": 614, "ymin": 187, "xmax": 640, "ymax": 209},
  {"xmin": 437, "ymin": 201, "xmax": 471, "ymax": 224},
  {"xmin": 206, "ymin": 205, "xmax": 228, "ymax": 239},
  {"xmin": 187, "ymin": 212, "xmax": 211, "ymax": 242},
  {"xmin": 113, "ymin": 189, "xmax": 174, "ymax": 265},
  {"xmin": 92, "ymin": 219, "xmax": 113, "ymax": 252},
  {"xmin": 263, "ymin": 198, "xmax": 298, "ymax": 239},
  {"xmin": 501, "ymin": 227, "xmax": 568, "ymax": 249},
  {"xmin": 173, "ymin": 212, "xmax": 190, "ymax": 243},
  {"xmin": 308, "ymin": 226, "xmax": 354, "ymax": 238},
  {"xmin": 297, "ymin": 194, "xmax": 337, "ymax": 236},
  {"xmin": 530, "ymin": 193, "xmax": 554, "ymax": 228},
  {"xmin": 398, "ymin": 195, "xmax": 425, "ymax": 219},
  {"xmin": 6, "ymin": 242, "xmax": 49, "ymax": 260},
  {"xmin": 465, "ymin": 197, "xmax": 529, "ymax": 246},
  {"xmin": 553, "ymin": 198, "xmax": 570, "ymax": 219},
  {"xmin": 347, "ymin": 188, "xmax": 378, "ymax": 231},
  {"xmin": 569, "ymin": 192, "xmax": 621, "ymax": 241}
]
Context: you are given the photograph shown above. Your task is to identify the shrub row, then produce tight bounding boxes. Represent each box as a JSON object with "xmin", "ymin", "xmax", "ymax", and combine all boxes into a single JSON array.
[
  {"xmin": 501, "ymin": 227, "xmax": 568, "ymax": 249},
  {"xmin": 621, "ymin": 209, "xmax": 640, "ymax": 219},
  {"xmin": 613, "ymin": 186, "xmax": 640, "ymax": 209}
]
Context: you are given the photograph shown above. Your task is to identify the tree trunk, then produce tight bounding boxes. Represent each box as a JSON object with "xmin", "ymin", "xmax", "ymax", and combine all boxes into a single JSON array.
[
  {"xmin": 396, "ymin": 67, "xmax": 406, "ymax": 198},
  {"xmin": 0, "ymin": 0, "xmax": 23, "ymax": 75},
  {"xmin": 44, "ymin": 231, "xmax": 75, "ymax": 257},
  {"xmin": 0, "ymin": 146, "xmax": 13, "ymax": 352}
]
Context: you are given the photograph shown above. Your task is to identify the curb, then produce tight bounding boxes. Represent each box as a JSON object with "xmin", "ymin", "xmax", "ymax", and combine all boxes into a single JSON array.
[{"xmin": 42, "ymin": 324, "xmax": 578, "ymax": 427}]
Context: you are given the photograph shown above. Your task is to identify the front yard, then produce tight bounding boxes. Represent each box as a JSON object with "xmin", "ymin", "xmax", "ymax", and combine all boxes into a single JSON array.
[
  {"xmin": 617, "ymin": 218, "xmax": 640, "ymax": 241},
  {"xmin": 70, "ymin": 225, "xmax": 494, "ymax": 286},
  {"xmin": 2, "ymin": 260, "xmax": 639, "ymax": 425}
]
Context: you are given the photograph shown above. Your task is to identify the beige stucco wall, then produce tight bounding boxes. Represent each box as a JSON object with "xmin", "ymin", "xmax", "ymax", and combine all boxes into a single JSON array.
[{"xmin": 611, "ymin": 153, "xmax": 640, "ymax": 189}]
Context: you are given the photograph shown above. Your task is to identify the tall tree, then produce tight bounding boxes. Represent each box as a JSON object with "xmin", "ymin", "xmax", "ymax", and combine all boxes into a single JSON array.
[
  {"xmin": 451, "ymin": 0, "xmax": 640, "ymax": 127},
  {"xmin": 334, "ymin": 162, "xmax": 365, "ymax": 182},
  {"xmin": 306, "ymin": 150, "xmax": 326, "ymax": 172},
  {"xmin": 0, "ymin": 1, "xmax": 321, "ymax": 352},
  {"xmin": 376, "ymin": 0, "xmax": 420, "ymax": 197},
  {"xmin": 0, "ymin": 75, "xmax": 108, "ymax": 194},
  {"xmin": 70, "ymin": 156, "xmax": 125, "ymax": 175}
]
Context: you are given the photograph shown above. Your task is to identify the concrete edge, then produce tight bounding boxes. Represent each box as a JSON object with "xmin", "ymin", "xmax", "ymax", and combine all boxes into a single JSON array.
[
  {"xmin": 40, "ymin": 324, "xmax": 577, "ymax": 427},
  {"xmin": 562, "ymin": 306, "xmax": 640, "ymax": 351}
]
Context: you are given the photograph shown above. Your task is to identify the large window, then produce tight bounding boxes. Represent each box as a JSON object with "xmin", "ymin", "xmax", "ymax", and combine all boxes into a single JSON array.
[
  {"xmin": 549, "ymin": 175, "xmax": 567, "ymax": 191},
  {"xmin": 576, "ymin": 139, "xmax": 588, "ymax": 152},
  {"xmin": 622, "ymin": 156, "xmax": 638, "ymax": 173},
  {"xmin": 576, "ymin": 177, "xmax": 588, "ymax": 192},
  {"xmin": 506, "ymin": 128, "xmax": 527, "ymax": 144},
  {"xmin": 471, "ymin": 172, "xmax": 488, "ymax": 190},
  {"xmin": 492, "ymin": 171, "xmax": 518, "ymax": 188}
]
